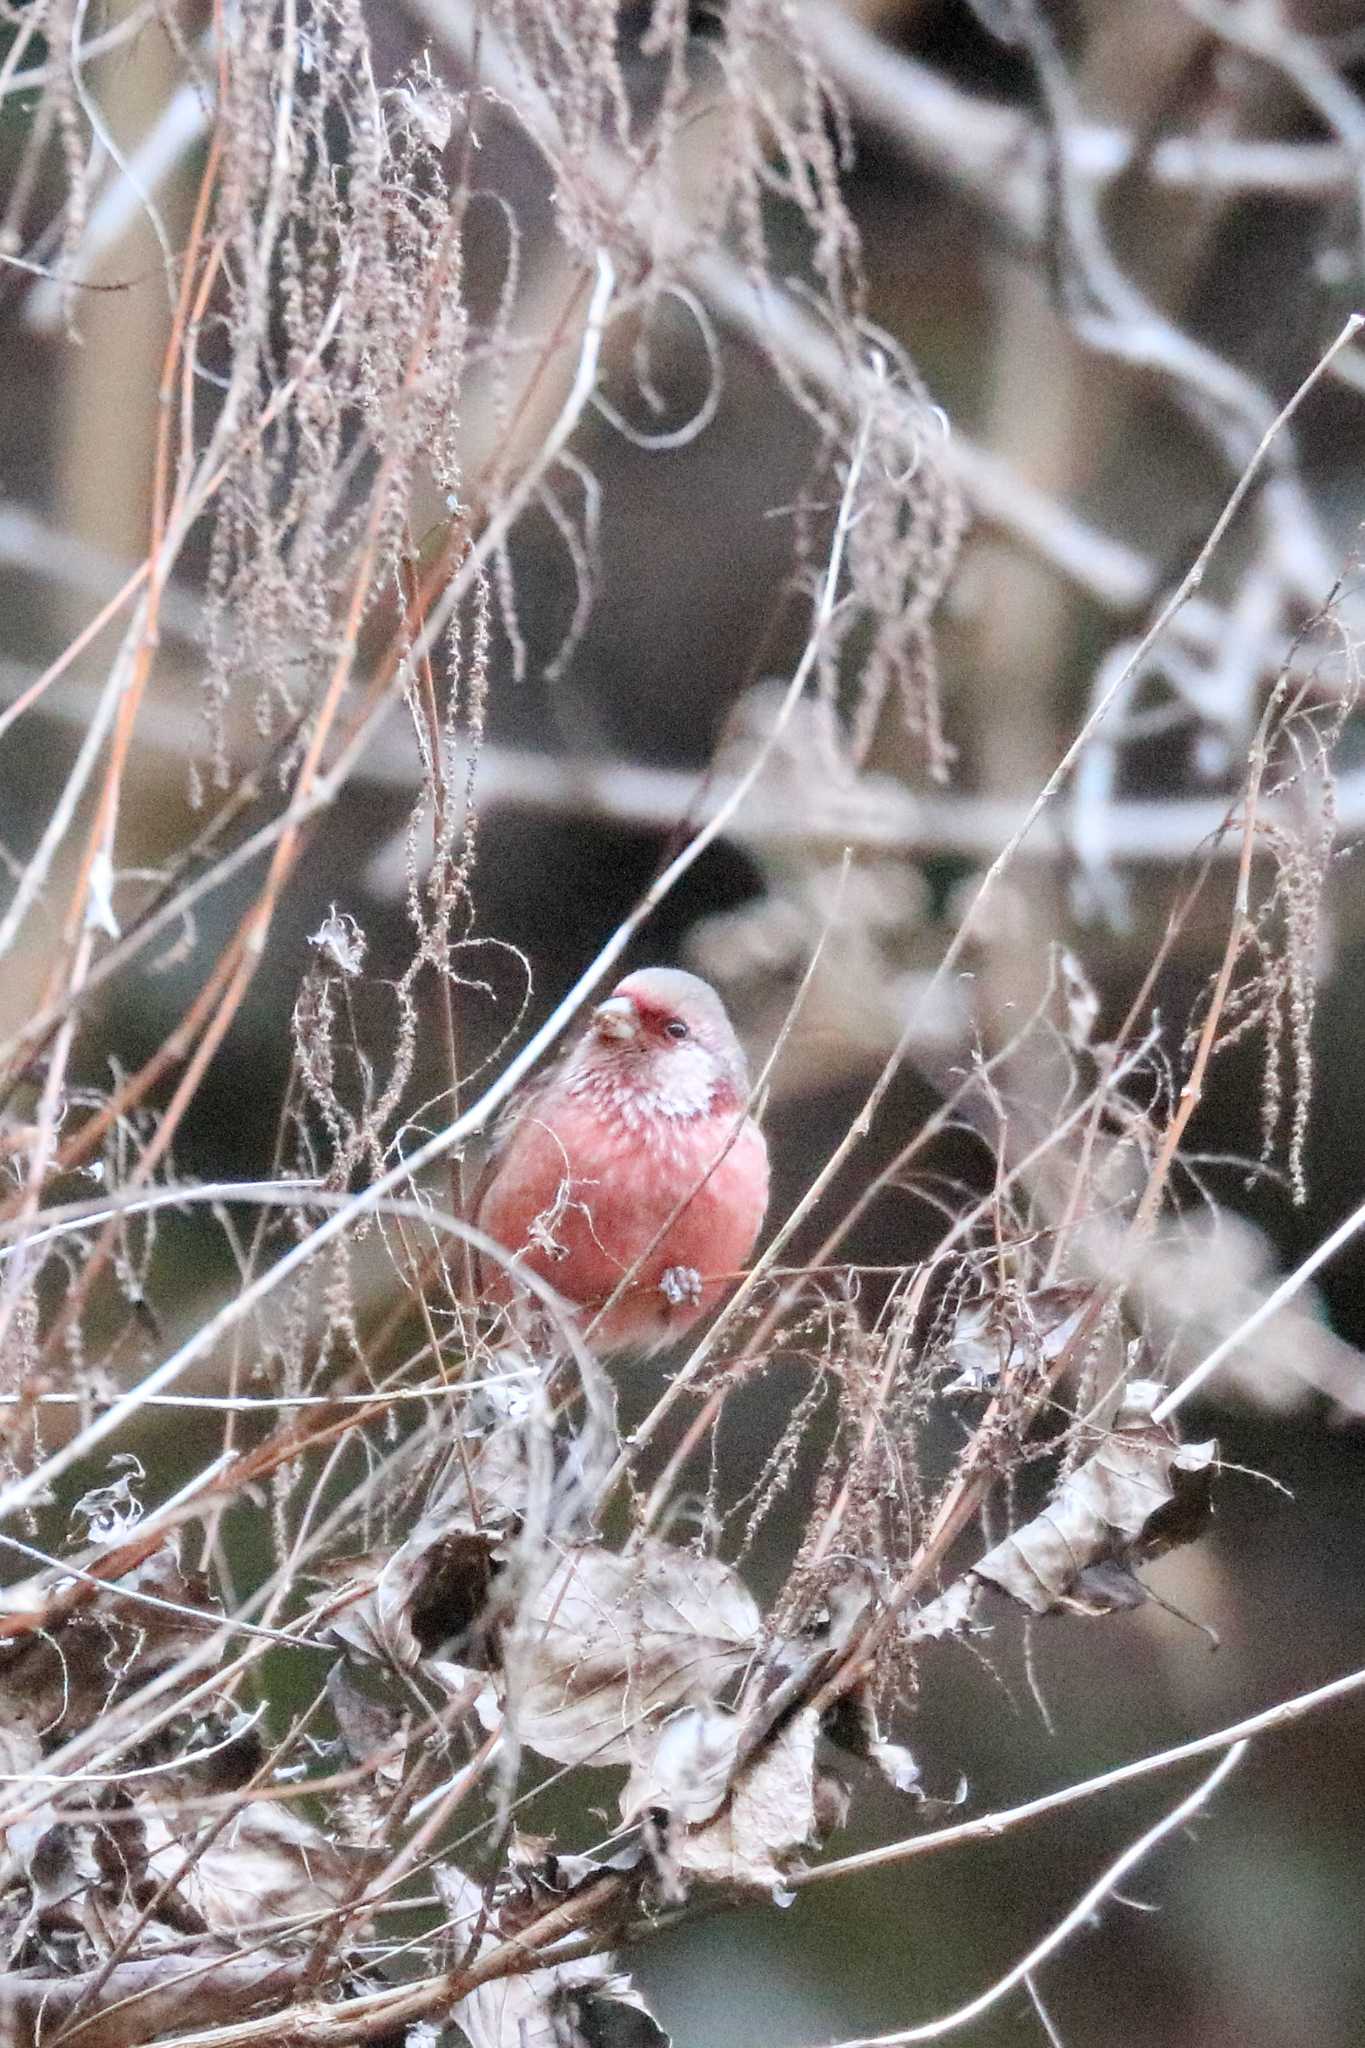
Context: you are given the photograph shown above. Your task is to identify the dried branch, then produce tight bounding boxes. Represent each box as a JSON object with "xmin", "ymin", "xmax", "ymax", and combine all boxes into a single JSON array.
[
  {"xmin": 3, "ymin": 9, "xmax": 1363, "ymax": 2047},
  {"xmin": 800, "ymin": 1656, "xmax": 1365, "ymax": 1891},
  {"xmin": 0, "ymin": 1947, "xmax": 308, "ymax": 2048},
  {"xmin": 807, "ymin": 1744, "xmax": 1246, "ymax": 2047}
]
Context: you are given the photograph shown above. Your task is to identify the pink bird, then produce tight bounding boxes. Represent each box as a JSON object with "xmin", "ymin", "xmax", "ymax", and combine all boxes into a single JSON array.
[{"xmin": 475, "ymin": 968, "xmax": 769, "ymax": 1355}]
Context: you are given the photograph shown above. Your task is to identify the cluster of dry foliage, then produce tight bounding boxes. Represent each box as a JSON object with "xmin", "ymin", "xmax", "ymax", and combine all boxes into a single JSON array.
[{"xmin": 4, "ymin": 2, "xmax": 1365, "ymax": 2045}]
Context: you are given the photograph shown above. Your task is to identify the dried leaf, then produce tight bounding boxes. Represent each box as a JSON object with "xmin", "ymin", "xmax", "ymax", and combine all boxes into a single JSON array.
[
  {"xmin": 940, "ymin": 1286, "xmax": 1090, "ymax": 1396},
  {"xmin": 869, "ymin": 1736, "xmax": 922, "ymax": 1794},
  {"xmin": 326, "ymin": 1660, "xmax": 407, "ymax": 1780},
  {"xmin": 5, "ymin": 1813, "xmax": 105, "ymax": 1944},
  {"xmin": 438, "ymin": 1866, "xmax": 668, "ymax": 2048},
  {"xmin": 426, "ymin": 1657, "xmax": 502, "ymax": 1731},
  {"xmin": 651, "ymin": 1708, "xmax": 819, "ymax": 1895},
  {"xmin": 148, "ymin": 1799, "xmax": 364, "ymax": 1942},
  {"xmin": 620, "ymin": 1707, "xmax": 742, "ymax": 1828},
  {"xmin": 322, "ymin": 1531, "xmax": 759, "ymax": 1769},
  {"xmin": 912, "ymin": 1381, "xmax": 1216, "ymax": 1635},
  {"xmin": 321, "ymin": 1517, "xmax": 503, "ymax": 1669},
  {"xmin": 0, "ymin": 1540, "xmax": 222, "ymax": 1741},
  {"xmin": 308, "ymin": 905, "xmax": 366, "ymax": 975},
  {"xmin": 454, "ymin": 1952, "xmax": 668, "ymax": 2048},
  {"xmin": 500, "ymin": 1834, "xmax": 626, "ymax": 1923},
  {"xmin": 812, "ymin": 1768, "xmax": 853, "ymax": 1836},
  {"xmin": 3, "ymin": 1790, "xmax": 201, "ymax": 1971},
  {"xmin": 508, "ymin": 1542, "xmax": 761, "ymax": 1767},
  {"xmin": 70, "ymin": 1454, "xmax": 146, "ymax": 1544},
  {"xmin": 820, "ymin": 1683, "xmax": 921, "ymax": 1798},
  {"xmin": 908, "ymin": 1575, "xmax": 983, "ymax": 1642}
]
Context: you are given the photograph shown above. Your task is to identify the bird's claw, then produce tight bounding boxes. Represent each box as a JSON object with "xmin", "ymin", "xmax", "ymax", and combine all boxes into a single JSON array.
[{"xmin": 659, "ymin": 1265, "xmax": 704, "ymax": 1309}]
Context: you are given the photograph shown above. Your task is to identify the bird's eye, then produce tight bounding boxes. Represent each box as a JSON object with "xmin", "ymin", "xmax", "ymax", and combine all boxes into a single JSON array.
[{"xmin": 664, "ymin": 1018, "xmax": 690, "ymax": 1041}]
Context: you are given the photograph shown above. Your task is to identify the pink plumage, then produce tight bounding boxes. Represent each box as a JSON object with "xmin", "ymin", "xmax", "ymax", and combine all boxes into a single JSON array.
[{"xmin": 475, "ymin": 968, "xmax": 769, "ymax": 1354}]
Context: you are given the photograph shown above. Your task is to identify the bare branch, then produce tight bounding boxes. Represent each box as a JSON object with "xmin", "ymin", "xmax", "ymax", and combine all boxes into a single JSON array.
[{"xmin": 806, "ymin": 1745, "xmax": 1246, "ymax": 2047}]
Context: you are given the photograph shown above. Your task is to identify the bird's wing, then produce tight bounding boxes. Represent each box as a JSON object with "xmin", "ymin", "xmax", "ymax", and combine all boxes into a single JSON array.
[{"xmin": 469, "ymin": 1060, "xmax": 562, "ymax": 1223}]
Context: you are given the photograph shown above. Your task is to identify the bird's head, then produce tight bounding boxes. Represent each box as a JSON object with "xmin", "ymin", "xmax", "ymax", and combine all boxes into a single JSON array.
[{"xmin": 577, "ymin": 967, "xmax": 749, "ymax": 1119}]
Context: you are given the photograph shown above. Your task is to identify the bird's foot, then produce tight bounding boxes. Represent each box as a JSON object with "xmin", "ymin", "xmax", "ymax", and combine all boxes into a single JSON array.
[{"xmin": 659, "ymin": 1264, "xmax": 704, "ymax": 1309}]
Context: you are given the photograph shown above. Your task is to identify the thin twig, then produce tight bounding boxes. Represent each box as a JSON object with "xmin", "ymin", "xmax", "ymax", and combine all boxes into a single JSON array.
[
  {"xmin": 799, "ymin": 1659, "xmax": 1365, "ymax": 1888},
  {"xmin": 807, "ymin": 1744, "xmax": 1246, "ymax": 2048}
]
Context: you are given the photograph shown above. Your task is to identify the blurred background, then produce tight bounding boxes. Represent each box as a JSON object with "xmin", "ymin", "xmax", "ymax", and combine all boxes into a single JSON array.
[{"xmin": 4, "ymin": 2, "xmax": 1365, "ymax": 2044}]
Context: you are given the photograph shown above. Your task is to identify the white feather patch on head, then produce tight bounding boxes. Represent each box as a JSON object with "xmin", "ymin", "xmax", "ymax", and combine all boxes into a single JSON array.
[{"xmin": 565, "ymin": 1035, "xmax": 727, "ymax": 1134}]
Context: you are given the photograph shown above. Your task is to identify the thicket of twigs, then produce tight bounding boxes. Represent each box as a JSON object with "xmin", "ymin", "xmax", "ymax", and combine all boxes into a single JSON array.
[{"xmin": 3, "ymin": 2, "xmax": 1365, "ymax": 2045}]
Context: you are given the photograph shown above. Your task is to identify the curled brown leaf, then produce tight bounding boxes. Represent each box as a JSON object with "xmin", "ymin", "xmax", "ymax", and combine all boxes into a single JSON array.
[{"xmin": 913, "ymin": 1380, "xmax": 1217, "ymax": 1635}]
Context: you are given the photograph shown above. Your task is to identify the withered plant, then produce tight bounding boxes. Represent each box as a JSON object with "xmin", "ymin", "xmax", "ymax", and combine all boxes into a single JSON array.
[{"xmin": 3, "ymin": 4, "xmax": 1365, "ymax": 2047}]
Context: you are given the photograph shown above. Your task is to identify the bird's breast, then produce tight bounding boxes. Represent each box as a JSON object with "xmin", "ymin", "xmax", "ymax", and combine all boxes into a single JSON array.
[{"xmin": 477, "ymin": 1090, "xmax": 769, "ymax": 1335}]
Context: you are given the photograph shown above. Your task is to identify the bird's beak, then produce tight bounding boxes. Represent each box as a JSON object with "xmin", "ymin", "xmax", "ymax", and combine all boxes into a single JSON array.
[{"xmin": 591, "ymin": 995, "xmax": 640, "ymax": 1042}]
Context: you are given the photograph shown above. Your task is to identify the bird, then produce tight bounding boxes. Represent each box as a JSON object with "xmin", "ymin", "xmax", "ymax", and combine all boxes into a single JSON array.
[{"xmin": 475, "ymin": 967, "xmax": 770, "ymax": 1355}]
